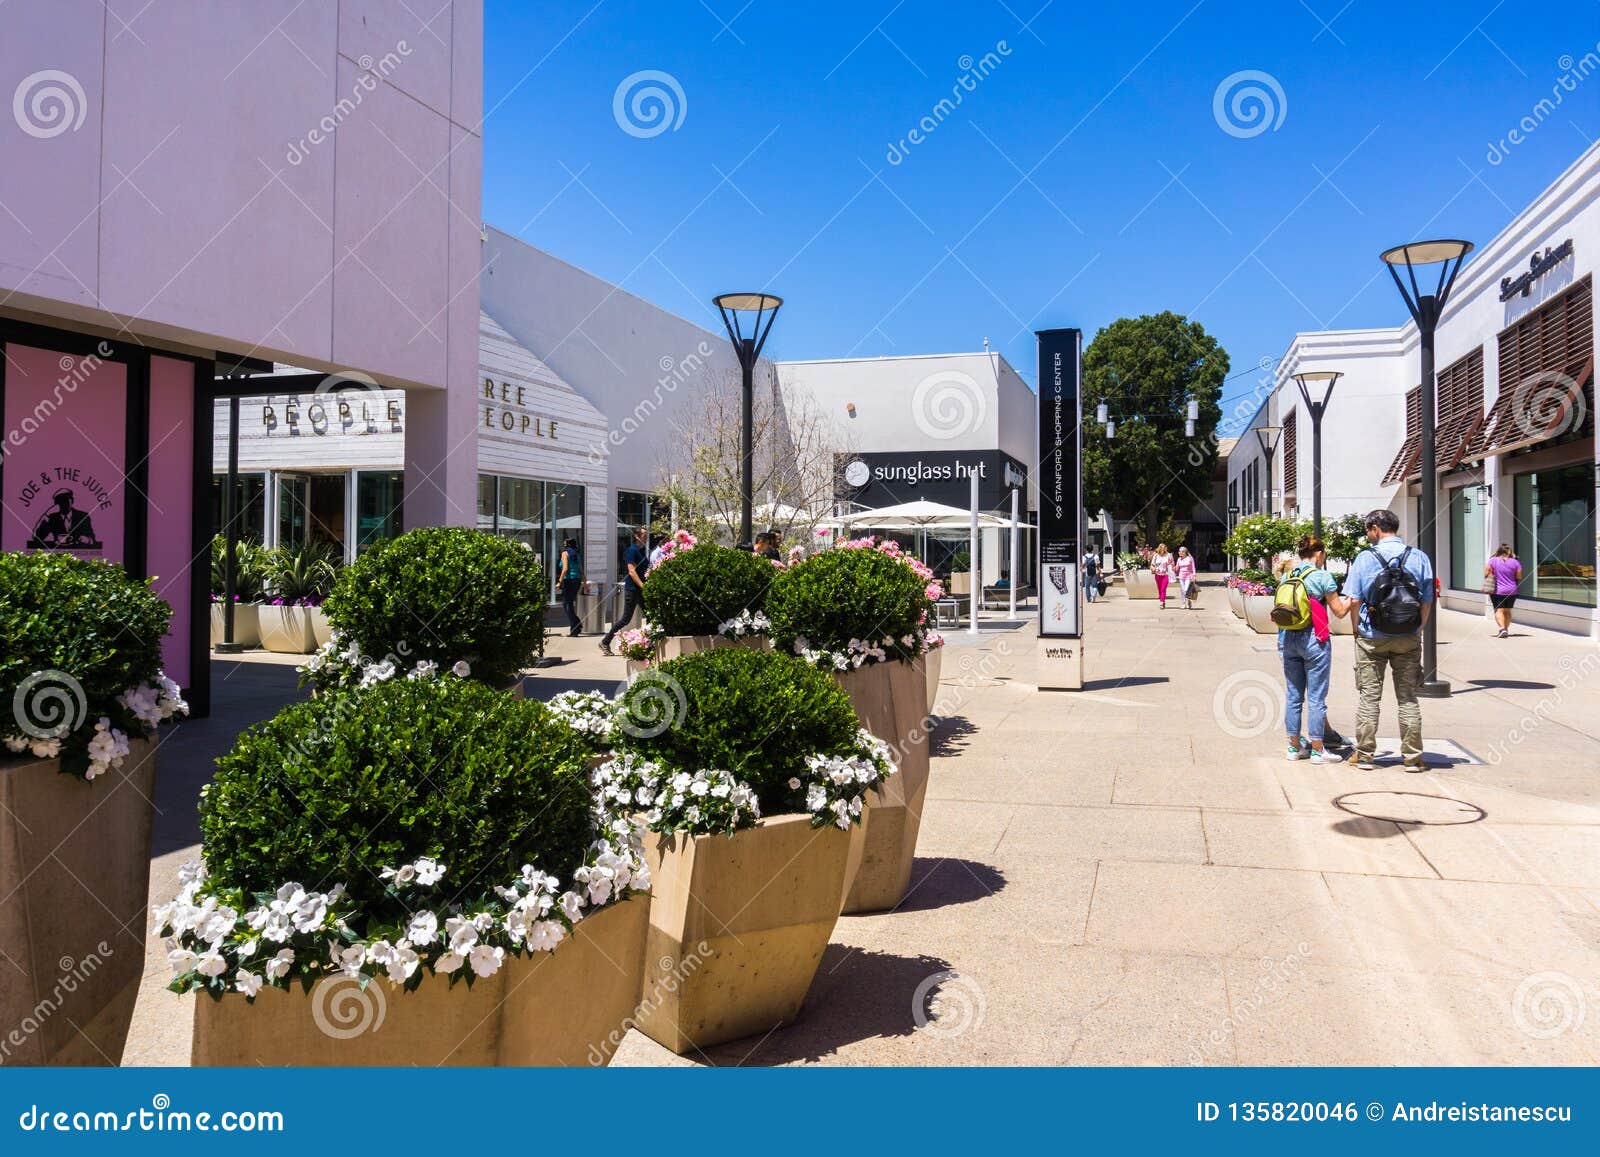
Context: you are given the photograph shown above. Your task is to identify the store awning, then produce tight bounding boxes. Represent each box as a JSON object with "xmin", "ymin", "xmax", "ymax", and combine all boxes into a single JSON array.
[{"xmin": 1465, "ymin": 354, "xmax": 1594, "ymax": 460}]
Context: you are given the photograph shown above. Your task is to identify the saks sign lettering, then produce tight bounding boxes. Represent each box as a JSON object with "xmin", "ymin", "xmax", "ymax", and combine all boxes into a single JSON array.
[
  {"xmin": 262, "ymin": 395, "xmax": 401, "ymax": 435},
  {"xmin": 483, "ymin": 377, "xmax": 558, "ymax": 440},
  {"xmin": 1499, "ymin": 238, "xmax": 1574, "ymax": 301}
]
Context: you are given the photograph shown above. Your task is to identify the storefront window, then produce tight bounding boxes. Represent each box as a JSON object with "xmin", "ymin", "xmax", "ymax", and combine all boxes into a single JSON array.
[
  {"xmin": 210, "ymin": 473, "xmax": 267, "ymax": 541},
  {"xmin": 616, "ymin": 490, "xmax": 651, "ymax": 577},
  {"xmin": 1448, "ymin": 486, "xmax": 1486, "ymax": 592},
  {"xmin": 1513, "ymin": 464, "xmax": 1597, "ymax": 607},
  {"xmin": 355, "ymin": 471, "xmax": 404, "ymax": 551},
  {"xmin": 477, "ymin": 473, "xmax": 585, "ymax": 587},
  {"xmin": 276, "ymin": 473, "xmax": 344, "ymax": 554}
]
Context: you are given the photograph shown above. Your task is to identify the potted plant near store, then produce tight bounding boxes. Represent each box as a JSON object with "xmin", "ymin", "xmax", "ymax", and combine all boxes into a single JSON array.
[
  {"xmin": 638, "ymin": 535, "xmax": 776, "ymax": 660},
  {"xmin": 1, "ymin": 551, "xmax": 188, "ymax": 1065},
  {"xmin": 1234, "ymin": 569, "xmax": 1279, "ymax": 634},
  {"xmin": 210, "ymin": 535, "xmax": 266, "ymax": 648},
  {"xmin": 607, "ymin": 646, "xmax": 893, "ymax": 1053},
  {"xmin": 1119, "ymin": 550, "xmax": 1157, "ymax": 599},
  {"xmin": 303, "ymin": 527, "xmax": 546, "ymax": 693},
  {"xmin": 258, "ymin": 545, "xmax": 337, "ymax": 654},
  {"xmin": 766, "ymin": 536, "xmax": 939, "ymax": 913},
  {"xmin": 1223, "ymin": 573, "xmax": 1246, "ymax": 619},
  {"xmin": 170, "ymin": 675, "xmax": 649, "ymax": 1066}
]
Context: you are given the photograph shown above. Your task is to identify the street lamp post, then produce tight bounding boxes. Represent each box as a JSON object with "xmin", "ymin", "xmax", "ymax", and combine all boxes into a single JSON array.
[
  {"xmin": 1380, "ymin": 239, "xmax": 1473, "ymax": 699},
  {"xmin": 1291, "ymin": 371, "xmax": 1342, "ymax": 537},
  {"xmin": 1254, "ymin": 424, "xmax": 1283, "ymax": 518},
  {"xmin": 713, "ymin": 292, "xmax": 784, "ymax": 548}
]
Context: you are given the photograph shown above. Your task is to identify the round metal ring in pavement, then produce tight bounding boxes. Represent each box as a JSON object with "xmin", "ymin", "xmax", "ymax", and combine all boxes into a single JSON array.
[{"xmin": 1333, "ymin": 791, "xmax": 1486, "ymax": 826}]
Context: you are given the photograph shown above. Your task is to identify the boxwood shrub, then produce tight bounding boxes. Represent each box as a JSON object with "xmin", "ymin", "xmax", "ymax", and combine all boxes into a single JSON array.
[
  {"xmin": 198, "ymin": 678, "xmax": 595, "ymax": 916},
  {"xmin": 320, "ymin": 527, "xmax": 545, "ymax": 687},
  {"xmin": 639, "ymin": 543, "xmax": 776, "ymax": 636},
  {"xmin": 615, "ymin": 646, "xmax": 861, "ymax": 814},
  {"xmin": 765, "ymin": 544, "xmax": 935, "ymax": 667}
]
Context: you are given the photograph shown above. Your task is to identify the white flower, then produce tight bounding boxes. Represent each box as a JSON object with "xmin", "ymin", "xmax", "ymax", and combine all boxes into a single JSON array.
[
  {"xmin": 331, "ymin": 944, "xmax": 366, "ymax": 978},
  {"xmin": 445, "ymin": 916, "xmax": 479, "ymax": 955},
  {"xmin": 380, "ymin": 863, "xmax": 417, "ymax": 887},
  {"xmin": 788, "ymin": 777, "xmax": 801, "ymax": 790},
  {"xmin": 264, "ymin": 949, "xmax": 294, "ymax": 981},
  {"xmin": 383, "ymin": 944, "xmax": 420, "ymax": 984},
  {"xmin": 167, "ymin": 948, "xmax": 198, "ymax": 975},
  {"xmin": 527, "ymin": 920, "xmax": 566, "ymax": 952},
  {"xmin": 559, "ymin": 891, "xmax": 585, "ymax": 922},
  {"xmin": 408, "ymin": 660, "xmax": 439, "ymax": 680},
  {"xmin": 195, "ymin": 952, "xmax": 228, "ymax": 979},
  {"xmin": 234, "ymin": 971, "xmax": 264, "ymax": 998},
  {"xmin": 435, "ymin": 951, "xmax": 465, "ymax": 974},
  {"xmin": 451, "ymin": 661, "xmax": 472, "ymax": 678},
  {"xmin": 468, "ymin": 943, "xmax": 505, "ymax": 977},
  {"xmin": 413, "ymin": 857, "xmax": 446, "ymax": 886},
  {"xmin": 406, "ymin": 911, "xmax": 439, "ymax": 945}
]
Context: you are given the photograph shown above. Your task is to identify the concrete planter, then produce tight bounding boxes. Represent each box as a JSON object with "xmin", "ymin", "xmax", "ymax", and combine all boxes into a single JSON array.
[
  {"xmin": 191, "ymin": 896, "xmax": 648, "ymax": 1066},
  {"xmin": 624, "ymin": 658, "xmax": 653, "ymax": 684},
  {"xmin": 1243, "ymin": 594, "xmax": 1279, "ymax": 634},
  {"xmin": 210, "ymin": 602, "xmax": 261, "ymax": 648},
  {"xmin": 924, "ymin": 645, "xmax": 944, "ymax": 714},
  {"xmin": 948, "ymin": 571, "xmax": 972, "ymax": 596},
  {"xmin": 654, "ymin": 634, "xmax": 771, "ymax": 662},
  {"xmin": 635, "ymin": 814, "xmax": 855, "ymax": 1053},
  {"xmin": 0, "ymin": 740, "xmax": 155, "ymax": 1065},
  {"xmin": 833, "ymin": 657, "xmax": 930, "ymax": 914},
  {"xmin": 259, "ymin": 604, "xmax": 317, "ymax": 653},
  {"xmin": 307, "ymin": 606, "xmax": 333, "ymax": 648},
  {"xmin": 1124, "ymin": 569, "xmax": 1158, "ymax": 599},
  {"xmin": 1226, "ymin": 586, "xmax": 1244, "ymax": 618}
]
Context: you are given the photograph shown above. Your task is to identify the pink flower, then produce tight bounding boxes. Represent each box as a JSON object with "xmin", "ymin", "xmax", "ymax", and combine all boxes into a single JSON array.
[{"xmin": 925, "ymin": 582, "xmax": 944, "ymax": 601}]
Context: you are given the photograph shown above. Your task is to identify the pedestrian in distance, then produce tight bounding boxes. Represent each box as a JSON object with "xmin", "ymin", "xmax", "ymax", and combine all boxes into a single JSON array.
[
  {"xmin": 1272, "ymin": 535, "xmax": 1347, "ymax": 764},
  {"xmin": 556, "ymin": 536, "xmax": 583, "ymax": 637},
  {"xmin": 1081, "ymin": 548, "xmax": 1100, "ymax": 603},
  {"xmin": 1149, "ymin": 543, "xmax": 1175, "ymax": 607},
  {"xmin": 1342, "ymin": 509, "xmax": 1435, "ymax": 770},
  {"xmin": 1484, "ymin": 543, "xmax": 1523, "ymax": 639},
  {"xmin": 1175, "ymin": 545, "xmax": 1198, "ymax": 609},
  {"xmin": 599, "ymin": 526, "xmax": 651, "ymax": 655}
]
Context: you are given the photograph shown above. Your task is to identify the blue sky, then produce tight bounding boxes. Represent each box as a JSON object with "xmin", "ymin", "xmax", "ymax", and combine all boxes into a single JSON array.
[{"xmin": 481, "ymin": 1, "xmax": 1598, "ymax": 422}]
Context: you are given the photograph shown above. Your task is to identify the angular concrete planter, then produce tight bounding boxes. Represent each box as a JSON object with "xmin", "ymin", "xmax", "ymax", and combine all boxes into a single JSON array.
[
  {"xmin": 307, "ymin": 606, "xmax": 333, "ymax": 648},
  {"xmin": 1226, "ymin": 586, "xmax": 1244, "ymax": 618},
  {"xmin": 0, "ymin": 740, "xmax": 155, "ymax": 1066},
  {"xmin": 653, "ymin": 634, "xmax": 771, "ymax": 662},
  {"xmin": 1124, "ymin": 569, "xmax": 1158, "ymax": 599},
  {"xmin": 924, "ymin": 645, "xmax": 944, "ymax": 714},
  {"xmin": 833, "ymin": 657, "xmax": 930, "ymax": 914},
  {"xmin": 210, "ymin": 601, "xmax": 261, "ymax": 648},
  {"xmin": 636, "ymin": 815, "xmax": 855, "ymax": 1053},
  {"xmin": 1243, "ymin": 594, "xmax": 1279, "ymax": 634},
  {"xmin": 259, "ymin": 604, "xmax": 317, "ymax": 653},
  {"xmin": 192, "ymin": 896, "xmax": 648, "ymax": 1066},
  {"xmin": 948, "ymin": 571, "xmax": 972, "ymax": 596}
]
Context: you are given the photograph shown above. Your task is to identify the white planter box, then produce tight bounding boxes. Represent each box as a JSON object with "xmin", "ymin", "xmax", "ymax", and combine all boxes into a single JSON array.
[
  {"xmin": 210, "ymin": 602, "xmax": 261, "ymax": 648},
  {"xmin": 924, "ymin": 645, "xmax": 944, "ymax": 714},
  {"xmin": 307, "ymin": 606, "xmax": 333, "ymax": 648},
  {"xmin": 1124, "ymin": 570, "xmax": 1158, "ymax": 599},
  {"xmin": 1226, "ymin": 586, "xmax": 1244, "ymax": 618},
  {"xmin": 259, "ymin": 604, "xmax": 317, "ymax": 653},
  {"xmin": 1243, "ymin": 594, "xmax": 1279, "ymax": 634}
]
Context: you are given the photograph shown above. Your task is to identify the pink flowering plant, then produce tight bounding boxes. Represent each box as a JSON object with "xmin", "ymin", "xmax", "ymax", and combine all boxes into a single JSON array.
[
  {"xmin": 766, "ymin": 536, "xmax": 941, "ymax": 669},
  {"xmin": 615, "ymin": 623, "xmax": 660, "ymax": 663}
]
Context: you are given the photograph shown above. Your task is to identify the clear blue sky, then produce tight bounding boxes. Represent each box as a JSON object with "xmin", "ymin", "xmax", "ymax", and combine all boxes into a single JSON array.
[{"xmin": 482, "ymin": 1, "xmax": 1598, "ymax": 422}]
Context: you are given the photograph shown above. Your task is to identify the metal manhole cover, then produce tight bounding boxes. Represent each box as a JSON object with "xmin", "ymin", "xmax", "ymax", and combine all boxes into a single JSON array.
[{"xmin": 1333, "ymin": 791, "xmax": 1486, "ymax": 826}]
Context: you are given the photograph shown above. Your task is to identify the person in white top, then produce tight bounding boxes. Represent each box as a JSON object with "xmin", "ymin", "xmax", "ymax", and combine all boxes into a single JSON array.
[{"xmin": 1149, "ymin": 543, "xmax": 1175, "ymax": 608}]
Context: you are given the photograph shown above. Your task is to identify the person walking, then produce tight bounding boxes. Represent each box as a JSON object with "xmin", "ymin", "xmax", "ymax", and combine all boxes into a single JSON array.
[
  {"xmin": 754, "ymin": 532, "xmax": 780, "ymax": 561},
  {"xmin": 557, "ymin": 536, "xmax": 584, "ymax": 637},
  {"xmin": 1175, "ymin": 545, "xmax": 1198, "ymax": 609},
  {"xmin": 1484, "ymin": 544, "xmax": 1523, "ymax": 638},
  {"xmin": 1275, "ymin": 536, "xmax": 1345, "ymax": 763},
  {"xmin": 599, "ymin": 526, "xmax": 651, "ymax": 655},
  {"xmin": 1081, "ymin": 548, "xmax": 1100, "ymax": 603},
  {"xmin": 1150, "ymin": 543, "xmax": 1175, "ymax": 608},
  {"xmin": 1342, "ymin": 509, "xmax": 1434, "ymax": 770}
]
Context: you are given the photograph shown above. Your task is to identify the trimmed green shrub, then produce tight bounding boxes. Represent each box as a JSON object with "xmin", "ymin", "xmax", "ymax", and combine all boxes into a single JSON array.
[
  {"xmin": 639, "ymin": 543, "xmax": 775, "ymax": 636},
  {"xmin": 198, "ymin": 678, "xmax": 594, "ymax": 915},
  {"xmin": 765, "ymin": 542, "xmax": 937, "ymax": 668},
  {"xmin": 615, "ymin": 646, "xmax": 861, "ymax": 814},
  {"xmin": 1, "ymin": 551, "xmax": 180, "ymax": 777},
  {"xmin": 320, "ymin": 527, "xmax": 545, "ymax": 687}
]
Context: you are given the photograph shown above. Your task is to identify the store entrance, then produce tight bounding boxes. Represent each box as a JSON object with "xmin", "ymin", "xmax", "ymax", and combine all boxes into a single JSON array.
[{"xmin": 276, "ymin": 472, "xmax": 346, "ymax": 556}]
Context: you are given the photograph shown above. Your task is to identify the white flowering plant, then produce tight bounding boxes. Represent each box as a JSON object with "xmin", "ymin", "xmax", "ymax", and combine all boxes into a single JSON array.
[
  {"xmin": 547, "ymin": 690, "xmax": 616, "ymax": 750},
  {"xmin": 1, "ymin": 551, "xmax": 188, "ymax": 780},
  {"xmin": 592, "ymin": 754, "xmax": 761, "ymax": 836},
  {"xmin": 767, "ymin": 538, "xmax": 941, "ymax": 669},
  {"xmin": 717, "ymin": 608, "xmax": 771, "ymax": 640},
  {"xmin": 300, "ymin": 633, "xmax": 474, "ymax": 692}
]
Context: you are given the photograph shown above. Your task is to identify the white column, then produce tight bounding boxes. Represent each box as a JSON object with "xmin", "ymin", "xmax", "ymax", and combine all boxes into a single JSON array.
[
  {"xmin": 1008, "ymin": 486, "xmax": 1019, "ymax": 620},
  {"xmin": 969, "ymin": 469, "xmax": 980, "ymax": 636}
]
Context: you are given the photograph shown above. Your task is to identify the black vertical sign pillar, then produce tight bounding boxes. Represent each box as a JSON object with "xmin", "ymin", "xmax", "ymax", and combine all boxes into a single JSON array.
[{"xmin": 1036, "ymin": 328, "xmax": 1082, "ymax": 640}]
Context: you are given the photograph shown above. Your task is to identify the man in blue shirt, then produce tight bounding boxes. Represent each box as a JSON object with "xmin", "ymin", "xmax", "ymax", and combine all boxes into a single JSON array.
[
  {"xmin": 599, "ymin": 527, "xmax": 651, "ymax": 655},
  {"xmin": 1341, "ymin": 509, "xmax": 1434, "ymax": 770}
]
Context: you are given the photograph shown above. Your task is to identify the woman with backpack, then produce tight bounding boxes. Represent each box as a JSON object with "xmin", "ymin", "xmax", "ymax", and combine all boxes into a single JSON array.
[
  {"xmin": 557, "ymin": 537, "xmax": 584, "ymax": 637},
  {"xmin": 1273, "ymin": 535, "xmax": 1347, "ymax": 764}
]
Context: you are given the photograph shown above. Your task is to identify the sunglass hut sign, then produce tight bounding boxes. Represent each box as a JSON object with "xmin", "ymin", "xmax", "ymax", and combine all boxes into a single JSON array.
[{"xmin": 483, "ymin": 377, "xmax": 559, "ymax": 440}]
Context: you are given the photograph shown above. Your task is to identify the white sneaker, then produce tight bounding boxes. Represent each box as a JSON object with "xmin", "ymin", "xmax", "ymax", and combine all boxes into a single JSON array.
[
  {"xmin": 1310, "ymin": 749, "xmax": 1345, "ymax": 764},
  {"xmin": 1285, "ymin": 745, "xmax": 1309, "ymax": 761}
]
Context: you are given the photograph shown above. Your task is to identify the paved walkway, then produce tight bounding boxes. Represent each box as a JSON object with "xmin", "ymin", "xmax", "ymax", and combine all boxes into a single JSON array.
[{"xmin": 124, "ymin": 580, "xmax": 1600, "ymax": 1065}]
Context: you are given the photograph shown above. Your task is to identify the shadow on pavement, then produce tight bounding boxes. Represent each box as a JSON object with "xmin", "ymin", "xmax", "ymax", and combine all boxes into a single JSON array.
[
  {"xmin": 893, "ymin": 857, "xmax": 1007, "ymax": 913},
  {"xmin": 1082, "ymin": 675, "xmax": 1170, "ymax": 691},
  {"xmin": 519, "ymin": 673, "xmax": 624, "ymax": 700},
  {"xmin": 928, "ymin": 715, "xmax": 978, "ymax": 757}
]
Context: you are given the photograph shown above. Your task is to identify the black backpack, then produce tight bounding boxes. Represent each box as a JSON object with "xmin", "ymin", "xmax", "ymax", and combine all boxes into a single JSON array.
[{"xmin": 1365, "ymin": 546, "xmax": 1423, "ymax": 634}]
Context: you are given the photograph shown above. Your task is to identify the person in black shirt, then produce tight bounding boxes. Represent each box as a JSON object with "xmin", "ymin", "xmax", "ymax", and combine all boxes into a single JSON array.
[
  {"xmin": 600, "ymin": 527, "xmax": 650, "ymax": 654},
  {"xmin": 557, "ymin": 537, "xmax": 583, "ymax": 636}
]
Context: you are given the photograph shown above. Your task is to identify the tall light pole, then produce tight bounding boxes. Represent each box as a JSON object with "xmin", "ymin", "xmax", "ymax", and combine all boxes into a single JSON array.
[
  {"xmin": 713, "ymin": 292, "xmax": 784, "ymax": 548},
  {"xmin": 1291, "ymin": 371, "xmax": 1341, "ymax": 536},
  {"xmin": 1254, "ymin": 424, "xmax": 1283, "ymax": 518},
  {"xmin": 1380, "ymin": 239, "xmax": 1473, "ymax": 699}
]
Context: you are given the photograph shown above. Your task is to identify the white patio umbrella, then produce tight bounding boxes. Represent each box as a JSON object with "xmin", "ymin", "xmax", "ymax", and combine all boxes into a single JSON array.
[{"xmin": 836, "ymin": 499, "xmax": 1012, "ymax": 529}]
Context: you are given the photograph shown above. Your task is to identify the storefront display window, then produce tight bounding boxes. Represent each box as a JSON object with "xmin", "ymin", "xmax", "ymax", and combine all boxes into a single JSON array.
[
  {"xmin": 477, "ymin": 473, "xmax": 586, "ymax": 587},
  {"xmin": 1448, "ymin": 486, "xmax": 1486, "ymax": 592},
  {"xmin": 356, "ymin": 471, "xmax": 404, "ymax": 551},
  {"xmin": 210, "ymin": 473, "xmax": 267, "ymax": 542},
  {"xmin": 616, "ymin": 490, "xmax": 652, "ymax": 576},
  {"xmin": 1513, "ymin": 464, "xmax": 1596, "ymax": 607}
]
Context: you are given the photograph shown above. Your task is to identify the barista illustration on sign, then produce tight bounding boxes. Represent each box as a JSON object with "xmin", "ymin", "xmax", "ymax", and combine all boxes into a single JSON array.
[{"xmin": 27, "ymin": 486, "xmax": 103, "ymax": 550}]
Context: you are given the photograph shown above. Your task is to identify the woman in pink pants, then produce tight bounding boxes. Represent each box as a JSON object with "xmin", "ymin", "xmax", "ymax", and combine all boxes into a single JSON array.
[{"xmin": 1150, "ymin": 543, "xmax": 1175, "ymax": 607}]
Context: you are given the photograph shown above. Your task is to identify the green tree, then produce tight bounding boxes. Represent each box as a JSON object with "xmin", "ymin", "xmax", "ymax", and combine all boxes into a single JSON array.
[{"xmin": 1082, "ymin": 312, "xmax": 1229, "ymax": 547}]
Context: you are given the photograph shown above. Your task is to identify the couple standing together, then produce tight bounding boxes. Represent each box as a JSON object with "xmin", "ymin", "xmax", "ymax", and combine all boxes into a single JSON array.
[{"xmin": 1275, "ymin": 509, "xmax": 1435, "ymax": 770}]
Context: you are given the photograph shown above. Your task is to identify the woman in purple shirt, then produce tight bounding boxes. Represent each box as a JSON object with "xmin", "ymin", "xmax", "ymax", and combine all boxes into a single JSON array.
[{"xmin": 1484, "ymin": 544, "xmax": 1523, "ymax": 639}]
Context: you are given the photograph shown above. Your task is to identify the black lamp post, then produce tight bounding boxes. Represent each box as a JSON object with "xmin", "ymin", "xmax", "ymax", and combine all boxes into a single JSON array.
[
  {"xmin": 1380, "ymin": 238, "xmax": 1473, "ymax": 699},
  {"xmin": 1255, "ymin": 424, "xmax": 1283, "ymax": 517},
  {"xmin": 1292, "ymin": 371, "xmax": 1341, "ymax": 537},
  {"xmin": 713, "ymin": 292, "xmax": 783, "ymax": 548}
]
